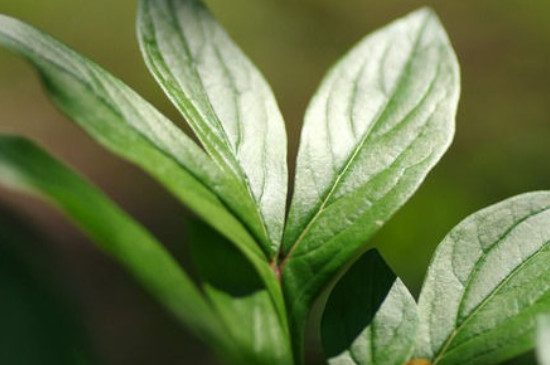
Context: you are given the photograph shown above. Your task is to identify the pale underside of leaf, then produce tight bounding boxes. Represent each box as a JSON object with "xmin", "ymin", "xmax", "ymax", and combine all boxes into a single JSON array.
[
  {"xmin": 138, "ymin": 0, "xmax": 288, "ymax": 256},
  {"xmin": 416, "ymin": 191, "xmax": 550, "ymax": 365},
  {"xmin": 281, "ymin": 7, "xmax": 460, "ymax": 349},
  {"xmin": 322, "ymin": 250, "xmax": 418, "ymax": 365},
  {"xmin": 0, "ymin": 14, "xmax": 286, "ymax": 323}
]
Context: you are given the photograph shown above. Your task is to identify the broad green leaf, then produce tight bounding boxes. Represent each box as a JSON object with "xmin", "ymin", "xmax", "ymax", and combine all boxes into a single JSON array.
[
  {"xmin": 281, "ymin": 7, "xmax": 460, "ymax": 345},
  {"xmin": 0, "ymin": 136, "xmax": 228, "ymax": 350},
  {"xmin": 138, "ymin": 0, "xmax": 288, "ymax": 256},
  {"xmin": 415, "ymin": 191, "xmax": 550, "ymax": 365},
  {"xmin": 0, "ymin": 14, "xmax": 269, "ymax": 266},
  {"xmin": 0, "ymin": 15, "xmax": 287, "ymax": 323},
  {"xmin": 537, "ymin": 316, "xmax": 550, "ymax": 365},
  {"xmin": 188, "ymin": 220, "xmax": 293, "ymax": 365},
  {"xmin": 321, "ymin": 249, "xmax": 418, "ymax": 365}
]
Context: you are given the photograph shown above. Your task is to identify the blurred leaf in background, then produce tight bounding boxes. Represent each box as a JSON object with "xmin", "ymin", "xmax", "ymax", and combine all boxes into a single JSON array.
[{"xmin": 0, "ymin": 205, "xmax": 94, "ymax": 365}]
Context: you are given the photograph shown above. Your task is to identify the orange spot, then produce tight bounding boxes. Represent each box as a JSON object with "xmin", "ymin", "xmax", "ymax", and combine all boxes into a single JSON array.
[{"xmin": 406, "ymin": 360, "xmax": 432, "ymax": 365}]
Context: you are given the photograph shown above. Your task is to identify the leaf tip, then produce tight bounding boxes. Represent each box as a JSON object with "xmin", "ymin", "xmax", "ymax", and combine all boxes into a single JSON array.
[{"xmin": 404, "ymin": 6, "xmax": 437, "ymax": 22}]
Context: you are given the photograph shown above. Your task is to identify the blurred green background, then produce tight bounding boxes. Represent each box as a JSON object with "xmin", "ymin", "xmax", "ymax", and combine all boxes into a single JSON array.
[{"xmin": 0, "ymin": 0, "xmax": 549, "ymax": 364}]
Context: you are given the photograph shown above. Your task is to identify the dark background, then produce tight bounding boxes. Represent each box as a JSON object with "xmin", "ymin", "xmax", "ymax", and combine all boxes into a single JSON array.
[{"xmin": 0, "ymin": 0, "xmax": 549, "ymax": 364}]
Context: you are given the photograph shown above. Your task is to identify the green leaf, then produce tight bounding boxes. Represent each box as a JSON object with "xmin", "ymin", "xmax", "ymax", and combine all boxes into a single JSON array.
[
  {"xmin": 138, "ymin": 0, "xmax": 288, "ymax": 256},
  {"xmin": 0, "ymin": 13, "xmax": 269, "ymax": 267},
  {"xmin": 537, "ymin": 316, "xmax": 550, "ymax": 365},
  {"xmin": 0, "ymin": 136, "xmax": 227, "ymax": 349},
  {"xmin": 188, "ymin": 220, "xmax": 293, "ymax": 365},
  {"xmin": 321, "ymin": 249, "xmax": 418, "ymax": 365},
  {"xmin": 415, "ymin": 191, "xmax": 550, "ymax": 365},
  {"xmin": 282, "ymin": 7, "xmax": 460, "ymax": 346},
  {"xmin": 0, "ymin": 206, "xmax": 95, "ymax": 365},
  {"xmin": 0, "ymin": 13, "xmax": 288, "ymax": 336}
]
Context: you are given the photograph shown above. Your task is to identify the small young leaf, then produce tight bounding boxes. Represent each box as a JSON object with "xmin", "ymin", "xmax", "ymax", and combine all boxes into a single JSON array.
[
  {"xmin": 0, "ymin": 136, "xmax": 226, "ymax": 346},
  {"xmin": 537, "ymin": 316, "xmax": 550, "ymax": 365},
  {"xmin": 138, "ymin": 0, "xmax": 288, "ymax": 256},
  {"xmin": 0, "ymin": 14, "xmax": 269, "ymax": 266},
  {"xmin": 282, "ymin": 7, "xmax": 460, "ymax": 346},
  {"xmin": 188, "ymin": 220, "xmax": 293, "ymax": 365},
  {"xmin": 321, "ymin": 250, "xmax": 418, "ymax": 365},
  {"xmin": 415, "ymin": 191, "xmax": 550, "ymax": 365}
]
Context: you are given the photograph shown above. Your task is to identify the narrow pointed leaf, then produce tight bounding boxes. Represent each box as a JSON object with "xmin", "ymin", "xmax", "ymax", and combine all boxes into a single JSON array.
[
  {"xmin": 537, "ymin": 316, "xmax": 550, "ymax": 365},
  {"xmin": 0, "ymin": 14, "xmax": 270, "ymax": 268},
  {"xmin": 322, "ymin": 249, "xmax": 418, "ymax": 365},
  {"xmin": 282, "ymin": 7, "xmax": 460, "ymax": 344},
  {"xmin": 138, "ymin": 0, "xmax": 288, "ymax": 255},
  {"xmin": 416, "ymin": 191, "xmax": 550, "ymax": 365},
  {"xmin": 0, "ymin": 136, "xmax": 226, "ymax": 347},
  {"xmin": 188, "ymin": 220, "xmax": 293, "ymax": 365}
]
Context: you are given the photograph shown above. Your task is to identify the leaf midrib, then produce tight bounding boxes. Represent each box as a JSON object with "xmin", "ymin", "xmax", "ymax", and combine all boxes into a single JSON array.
[
  {"xmin": 282, "ymin": 14, "xmax": 432, "ymax": 262},
  {"xmin": 432, "ymin": 245, "xmax": 550, "ymax": 365},
  {"xmin": 152, "ymin": 0, "xmax": 272, "ymax": 253},
  {"xmin": 286, "ymin": 149, "xmax": 438, "ymax": 321},
  {"xmin": 431, "ymin": 205, "xmax": 550, "ymax": 364},
  {"xmin": 439, "ymin": 265, "xmax": 550, "ymax": 365}
]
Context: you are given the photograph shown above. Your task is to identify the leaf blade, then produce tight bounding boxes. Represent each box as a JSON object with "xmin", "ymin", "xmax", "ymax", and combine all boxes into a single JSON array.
[
  {"xmin": 321, "ymin": 249, "xmax": 418, "ymax": 365},
  {"xmin": 282, "ymin": 7, "xmax": 460, "ymax": 346},
  {"xmin": 0, "ymin": 13, "xmax": 267, "ymax": 264},
  {"xmin": 0, "ymin": 136, "xmax": 225, "ymax": 347},
  {"xmin": 138, "ymin": 0, "xmax": 288, "ymax": 255},
  {"xmin": 0, "ymin": 206, "xmax": 95, "ymax": 365},
  {"xmin": 415, "ymin": 191, "xmax": 550, "ymax": 365},
  {"xmin": 0, "ymin": 15, "xmax": 291, "ymax": 318},
  {"xmin": 188, "ymin": 220, "xmax": 293, "ymax": 365}
]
